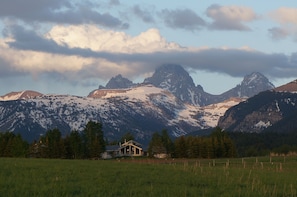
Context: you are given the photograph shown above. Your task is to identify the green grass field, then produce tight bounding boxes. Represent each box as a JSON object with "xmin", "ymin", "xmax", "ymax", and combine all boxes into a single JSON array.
[{"xmin": 0, "ymin": 157, "xmax": 297, "ymax": 196}]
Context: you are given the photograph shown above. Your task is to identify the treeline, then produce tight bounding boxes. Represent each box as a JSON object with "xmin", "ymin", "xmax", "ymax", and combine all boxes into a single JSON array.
[
  {"xmin": 149, "ymin": 128, "xmax": 237, "ymax": 158},
  {"xmin": 0, "ymin": 132, "xmax": 29, "ymax": 157},
  {"xmin": 229, "ymin": 131, "xmax": 297, "ymax": 157},
  {"xmin": 0, "ymin": 125, "xmax": 237, "ymax": 159},
  {"xmin": 2, "ymin": 122, "xmax": 297, "ymax": 159},
  {"xmin": 0, "ymin": 121, "xmax": 105, "ymax": 159}
]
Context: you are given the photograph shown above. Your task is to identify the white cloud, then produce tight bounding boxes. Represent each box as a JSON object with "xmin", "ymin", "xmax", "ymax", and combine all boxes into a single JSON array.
[
  {"xmin": 206, "ymin": 4, "xmax": 258, "ymax": 31},
  {"xmin": 269, "ymin": 7, "xmax": 297, "ymax": 41},
  {"xmin": 45, "ymin": 25, "xmax": 181, "ymax": 53},
  {"xmin": 270, "ymin": 7, "xmax": 297, "ymax": 25}
]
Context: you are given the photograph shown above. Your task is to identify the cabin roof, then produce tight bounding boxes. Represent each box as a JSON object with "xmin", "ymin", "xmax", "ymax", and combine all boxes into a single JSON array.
[{"xmin": 121, "ymin": 140, "xmax": 142, "ymax": 147}]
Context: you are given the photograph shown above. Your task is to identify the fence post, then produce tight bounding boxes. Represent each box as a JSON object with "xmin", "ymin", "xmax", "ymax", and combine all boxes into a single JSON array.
[{"xmin": 226, "ymin": 160, "xmax": 229, "ymax": 168}]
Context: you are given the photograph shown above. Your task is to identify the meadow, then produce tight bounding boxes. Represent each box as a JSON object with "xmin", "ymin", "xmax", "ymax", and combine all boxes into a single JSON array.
[{"xmin": 0, "ymin": 157, "xmax": 297, "ymax": 197}]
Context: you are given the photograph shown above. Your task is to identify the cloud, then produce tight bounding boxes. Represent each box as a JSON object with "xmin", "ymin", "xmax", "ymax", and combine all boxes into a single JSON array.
[
  {"xmin": 109, "ymin": 0, "xmax": 120, "ymax": 6},
  {"xmin": 132, "ymin": 5, "xmax": 155, "ymax": 23},
  {"xmin": 268, "ymin": 27, "xmax": 290, "ymax": 40},
  {"xmin": 2, "ymin": 24, "xmax": 297, "ymax": 87},
  {"xmin": 206, "ymin": 4, "xmax": 258, "ymax": 31},
  {"xmin": 270, "ymin": 7, "xmax": 297, "ymax": 25},
  {"xmin": 269, "ymin": 7, "xmax": 297, "ymax": 41},
  {"xmin": 160, "ymin": 8, "xmax": 206, "ymax": 31},
  {"xmin": 0, "ymin": 0, "xmax": 128, "ymax": 28},
  {"xmin": 44, "ymin": 25, "xmax": 180, "ymax": 53}
]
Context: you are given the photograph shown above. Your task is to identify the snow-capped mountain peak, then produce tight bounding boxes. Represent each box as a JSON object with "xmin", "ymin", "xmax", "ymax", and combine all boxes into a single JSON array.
[
  {"xmin": 241, "ymin": 72, "xmax": 274, "ymax": 89},
  {"xmin": 220, "ymin": 72, "xmax": 275, "ymax": 99},
  {"xmin": 144, "ymin": 64, "xmax": 195, "ymax": 90},
  {"xmin": 143, "ymin": 64, "xmax": 209, "ymax": 106},
  {"xmin": 89, "ymin": 84, "xmax": 172, "ymax": 100},
  {"xmin": 0, "ymin": 90, "xmax": 43, "ymax": 101}
]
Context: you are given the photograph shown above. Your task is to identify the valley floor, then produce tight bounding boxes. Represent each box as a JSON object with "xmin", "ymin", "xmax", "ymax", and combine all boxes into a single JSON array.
[{"xmin": 0, "ymin": 157, "xmax": 297, "ymax": 196}]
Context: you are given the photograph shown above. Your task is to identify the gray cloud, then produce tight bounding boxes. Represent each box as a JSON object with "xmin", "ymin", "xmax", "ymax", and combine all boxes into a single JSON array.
[
  {"xmin": 133, "ymin": 5, "xmax": 155, "ymax": 23},
  {"xmin": 268, "ymin": 27, "xmax": 290, "ymax": 40},
  {"xmin": 5, "ymin": 24, "xmax": 297, "ymax": 81},
  {"xmin": 0, "ymin": 56, "xmax": 27, "ymax": 78},
  {"xmin": 0, "ymin": 0, "xmax": 128, "ymax": 28},
  {"xmin": 160, "ymin": 8, "xmax": 206, "ymax": 31},
  {"xmin": 6, "ymin": 25, "xmax": 64, "ymax": 53},
  {"xmin": 109, "ymin": 0, "xmax": 120, "ymax": 6}
]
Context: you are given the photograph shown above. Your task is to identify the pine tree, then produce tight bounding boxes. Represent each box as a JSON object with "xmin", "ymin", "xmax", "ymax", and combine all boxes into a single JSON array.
[
  {"xmin": 161, "ymin": 129, "xmax": 174, "ymax": 156},
  {"xmin": 45, "ymin": 129, "xmax": 63, "ymax": 158},
  {"xmin": 148, "ymin": 132, "xmax": 166, "ymax": 157},
  {"xmin": 66, "ymin": 130, "xmax": 83, "ymax": 159},
  {"xmin": 174, "ymin": 136, "xmax": 187, "ymax": 158},
  {"xmin": 82, "ymin": 121, "xmax": 105, "ymax": 159},
  {"xmin": 10, "ymin": 134, "xmax": 28, "ymax": 157}
]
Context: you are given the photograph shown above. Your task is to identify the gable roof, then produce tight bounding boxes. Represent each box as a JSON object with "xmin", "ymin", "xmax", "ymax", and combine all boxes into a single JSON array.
[{"xmin": 121, "ymin": 140, "xmax": 142, "ymax": 147}]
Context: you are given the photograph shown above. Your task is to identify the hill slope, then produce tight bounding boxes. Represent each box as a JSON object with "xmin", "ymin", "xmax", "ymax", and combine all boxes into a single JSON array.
[{"xmin": 218, "ymin": 79, "xmax": 297, "ymax": 133}]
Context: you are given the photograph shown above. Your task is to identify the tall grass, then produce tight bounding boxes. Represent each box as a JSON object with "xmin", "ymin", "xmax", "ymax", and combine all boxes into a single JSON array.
[{"xmin": 0, "ymin": 157, "xmax": 296, "ymax": 196}]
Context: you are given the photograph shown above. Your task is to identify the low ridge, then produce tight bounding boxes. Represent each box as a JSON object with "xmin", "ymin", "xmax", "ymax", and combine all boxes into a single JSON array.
[
  {"xmin": 0, "ymin": 90, "xmax": 43, "ymax": 101},
  {"xmin": 274, "ymin": 79, "xmax": 297, "ymax": 92}
]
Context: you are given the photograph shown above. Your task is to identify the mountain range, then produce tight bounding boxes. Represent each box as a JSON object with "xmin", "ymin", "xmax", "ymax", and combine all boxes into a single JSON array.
[
  {"xmin": 0, "ymin": 64, "xmax": 276, "ymax": 143},
  {"xmin": 101, "ymin": 64, "xmax": 275, "ymax": 106}
]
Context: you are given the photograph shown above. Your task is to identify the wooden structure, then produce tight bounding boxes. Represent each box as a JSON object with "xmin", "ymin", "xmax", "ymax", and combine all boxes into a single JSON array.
[
  {"xmin": 102, "ymin": 140, "xmax": 144, "ymax": 159},
  {"xmin": 118, "ymin": 140, "xmax": 143, "ymax": 157}
]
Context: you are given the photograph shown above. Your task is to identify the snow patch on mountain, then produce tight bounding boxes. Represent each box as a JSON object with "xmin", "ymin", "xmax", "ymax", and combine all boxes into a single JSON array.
[
  {"xmin": 201, "ymin": 98, "xmax": 244, "ymax": 127},
  {"xmin": 0, "ymin": 84, "xmax": 244, "ymax": 142},
  {"xmin": 0, "ymin": 91, "xmax": 24, "ymax": 101},
  {"xmin": 254, "ymin": 121, "xmax": 271, "ymax": 129},
  {"xmin": 0, "ymin": 90, "xmax": 43, "ymax": 101}
]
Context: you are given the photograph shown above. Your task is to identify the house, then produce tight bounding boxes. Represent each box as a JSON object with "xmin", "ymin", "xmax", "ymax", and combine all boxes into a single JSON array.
[
  {"xmin": 118, "ymin": 140, "xmax": 143, "ymax": 157},
  {"xmin": 102, "ymin": 140, "xmax": 144, "ymax": 159}
]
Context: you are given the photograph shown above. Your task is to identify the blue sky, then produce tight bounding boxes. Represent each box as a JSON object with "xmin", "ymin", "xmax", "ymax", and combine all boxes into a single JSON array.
[{"xmin": 0, "ymin": 0, "xmax": 296, "ymax": 96}]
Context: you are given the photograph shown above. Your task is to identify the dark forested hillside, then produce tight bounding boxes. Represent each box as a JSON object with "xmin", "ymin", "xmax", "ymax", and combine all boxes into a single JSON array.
[
  {"xmin": 229, "ymin": 130, "xmax": 297, "ymax": 157},
  {"xmin": 218, "ymin": 91, "xmax": 297, "ymax": 133}
]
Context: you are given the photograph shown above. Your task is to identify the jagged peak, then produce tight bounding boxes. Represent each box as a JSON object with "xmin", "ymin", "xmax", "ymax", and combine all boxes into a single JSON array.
[
  {"xmin": 144, "ymin": 64, "xmax": 195, "ymax": 87},
  {"xmin": 100, "ymin": 74, "xmax": 135, "ymax": 89},
  {"xmin": 219, "ymin": 72, "xmax": 275, "ymax": 99},
  {"xmin": 239, "ymin": 72, "xmax": 275, "ymax": 93},
  {"xmin": 241, "ymin": 72, "xmax": 274, "ymax": 88}
]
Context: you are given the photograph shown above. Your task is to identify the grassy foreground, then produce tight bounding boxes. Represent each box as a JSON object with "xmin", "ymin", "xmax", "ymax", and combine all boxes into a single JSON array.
[{"xmin": 0, "ymin": 157, "xmax": 297, "ymax": 197}]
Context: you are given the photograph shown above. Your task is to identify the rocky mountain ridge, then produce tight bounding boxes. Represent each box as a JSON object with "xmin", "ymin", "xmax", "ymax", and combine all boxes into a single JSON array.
[
  {"xmin": 218, "ymin": 80, "xmax": 297, "ymax": 133},
  {"xmin": 0, "ymin": 85, "xmax": 242, "ymax": 143},
  {"xmin": 98, "ymin": 64, "xmax": 275, "ymax": 106},
  {"xmin": 0, "ymin": 64, "xmax": 276, "ymax": 143}
]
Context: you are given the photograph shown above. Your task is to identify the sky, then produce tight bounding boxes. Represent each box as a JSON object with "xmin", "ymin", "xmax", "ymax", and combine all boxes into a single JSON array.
[{"xmin": 0, "ymin": 0, "xmax": 297, "ymax": 96}]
